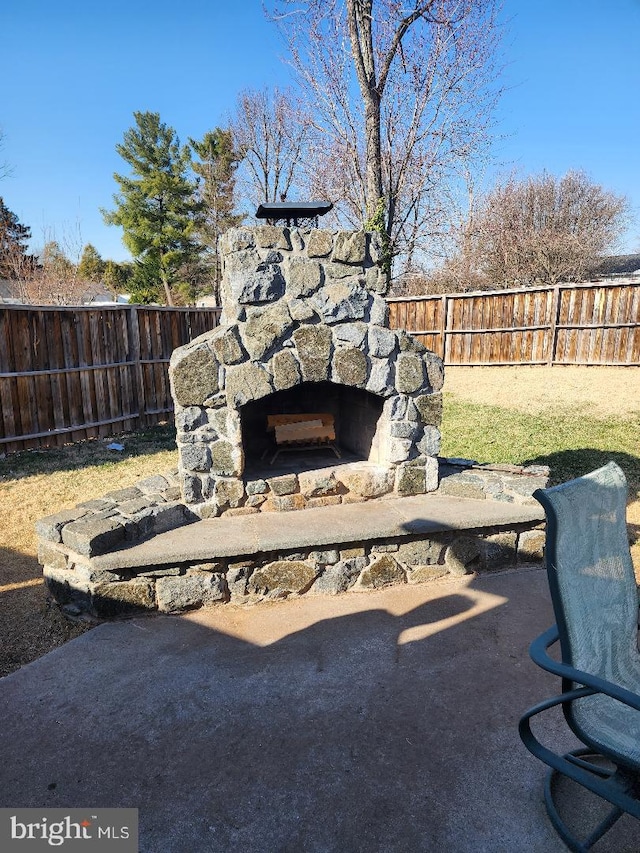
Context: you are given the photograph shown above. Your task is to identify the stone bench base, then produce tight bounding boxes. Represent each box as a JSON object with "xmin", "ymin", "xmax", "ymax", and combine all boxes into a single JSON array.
[
  {"xmin": 44, "ymin": 522, "xmax": 545, "ymax": 619},
  {"xmin": 37, "ymin": 467, "xmax": 547, "ymax": 619}
]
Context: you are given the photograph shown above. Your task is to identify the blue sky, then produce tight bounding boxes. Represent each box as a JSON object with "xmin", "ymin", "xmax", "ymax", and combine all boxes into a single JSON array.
[{"xmin": 2, "ymin": 0, "xmax": 639, "ymax": 263}]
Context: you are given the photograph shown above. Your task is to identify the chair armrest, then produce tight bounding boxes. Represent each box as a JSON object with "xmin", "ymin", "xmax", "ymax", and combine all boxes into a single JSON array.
[{"xmin": 530, "ymin": 625, "xmax": 640, "ymax": 713}]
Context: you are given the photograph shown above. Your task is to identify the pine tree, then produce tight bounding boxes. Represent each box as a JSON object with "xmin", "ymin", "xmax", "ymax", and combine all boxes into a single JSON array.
[
  {"xmin": 0, "ymin": 198, "xmax": 33, "ymax": 279},
  {"xmin": 103, "ymin": 111, "xmax": 204, "ymax": 305},
  {"xmin": 128, "ymin": 256, "xmax": 163, "ymax": 304},
  {"xmin": 78, "ymin": 243, "xmax": 105, "ymax": 283},
  {"xmin": 103, "ymin": 260, "xmax": 129, "ymax": 299},
  {"xmin": 189, "ymin": 128, "xmax": 243, "ymax": 302}
]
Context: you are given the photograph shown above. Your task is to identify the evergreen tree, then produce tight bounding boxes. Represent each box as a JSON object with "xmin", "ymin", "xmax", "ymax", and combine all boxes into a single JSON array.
[
  {"xmin": 103, "ymin": 259, "xmax": 129, "ymax": 298},
  {"xmin": 41, "ymin": 241, "xmax": 75, "ymax": 280},
  {"xmin": 128, "ymin": 256, "xmax": 163, "ymax": 304},
  {"xmin": 78, "ymin": 243, "xmax": 105, "ymax": 283},
  {"xmin": 189, "ymin": 128, "xmax": 243, "ymax": 302},
  {"xmin": 0, "ymin": 197, "xmax": 33, "ymax": 279},
  {"xmin": 103, "ymin": 111, "xmax": 204, "ymax": 305}
]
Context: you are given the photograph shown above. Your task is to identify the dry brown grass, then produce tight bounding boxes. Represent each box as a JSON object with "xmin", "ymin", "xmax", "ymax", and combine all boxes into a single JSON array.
[
  {"xmin": 445, "ymin": 365, "xmax": 640, "ymax": 420},
  {"xmin": 0, "ymin": 428, "xmax": 177, "ymax": 677}
]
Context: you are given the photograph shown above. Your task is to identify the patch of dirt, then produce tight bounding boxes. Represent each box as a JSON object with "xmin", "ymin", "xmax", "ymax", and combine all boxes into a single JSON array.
[{"xmin": 444, "ymin": 365, "xmax": 640, "ymax": 419}]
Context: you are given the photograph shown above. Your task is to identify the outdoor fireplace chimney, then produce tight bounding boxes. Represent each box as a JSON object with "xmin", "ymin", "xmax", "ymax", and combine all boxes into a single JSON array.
[{"xmin": 169, "ymin": 225, "xmax": 444, "ymax": 517}]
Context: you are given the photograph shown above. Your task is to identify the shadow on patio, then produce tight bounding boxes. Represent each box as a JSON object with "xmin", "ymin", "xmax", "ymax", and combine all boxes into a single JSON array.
[{"xmin": 1, "ymin": 568, "xmax": 638, "ymax": 851}]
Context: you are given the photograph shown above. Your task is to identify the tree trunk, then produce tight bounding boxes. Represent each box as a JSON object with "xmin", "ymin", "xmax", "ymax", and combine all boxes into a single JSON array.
[
  {"xmin": 346, "ymin": 0, "xmax": 384, "ymax": 219},
  {"xmin": 160, "ymin": 268, "xmax": 174, "ymax": 306},
  {"xmin": 364, "ymin": 95, "xmax": 383, "ymax": 220}
]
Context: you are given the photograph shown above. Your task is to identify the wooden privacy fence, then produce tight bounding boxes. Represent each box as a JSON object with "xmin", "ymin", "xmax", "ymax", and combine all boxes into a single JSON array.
[
  {"xmin": 387, "ymin": 279, "xmax": 640, "ymax": 367},
  {"xmin": 1, "ymin": 279, "xmax": 638, "ymax": 453},
  {"xmin": 0, "ymin": 305, "xmax": 221, "ymax": 453}
]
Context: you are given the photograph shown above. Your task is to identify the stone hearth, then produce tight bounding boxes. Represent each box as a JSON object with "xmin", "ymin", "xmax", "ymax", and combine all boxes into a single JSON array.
[{"xmin": 168, "ymin": 226, "xmax": 444, "ymax": 517}]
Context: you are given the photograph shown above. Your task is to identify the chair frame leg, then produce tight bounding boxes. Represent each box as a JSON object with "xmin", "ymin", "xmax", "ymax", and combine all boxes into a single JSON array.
[
  {"xmin": 543, "ymin": 749, "xmax": 631, "ymax": 852},
  {"xmin": 519, "ymin": 625, "xmax": 640, "ymax": 849}
]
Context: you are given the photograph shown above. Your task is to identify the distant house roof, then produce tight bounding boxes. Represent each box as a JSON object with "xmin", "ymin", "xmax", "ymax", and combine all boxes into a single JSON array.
[
  {"xmin": 0, "ymin": 280, "xmax": 22, "ymax": 304},
  {"xmin": 589, "ymin": 254, "xmax": 640, "ymax": 277}
]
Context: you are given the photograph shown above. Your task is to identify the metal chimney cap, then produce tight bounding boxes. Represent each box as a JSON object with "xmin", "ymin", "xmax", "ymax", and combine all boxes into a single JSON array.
[{"xmin": 255, "ymin": 201, "xmax": 333, "ymax": 223}]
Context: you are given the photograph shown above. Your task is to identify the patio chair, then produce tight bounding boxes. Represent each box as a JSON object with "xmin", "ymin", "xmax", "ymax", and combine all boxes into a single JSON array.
[{"xmin": 519, "ymin": 461, "xmax": 640, "ymax": 851}]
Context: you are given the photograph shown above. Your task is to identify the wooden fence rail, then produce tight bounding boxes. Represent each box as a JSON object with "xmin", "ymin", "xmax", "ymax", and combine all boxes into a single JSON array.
[
  {"xmin": 387, "ymin": 279, "xmax": 640, "ymax": 368},
  {"xmin": 1, "ymin": 279, "xmax": 638, "ymax": 453},
  {"xmin": 0, "ymin": 305, "xmax": 221, "ymax": 453}
]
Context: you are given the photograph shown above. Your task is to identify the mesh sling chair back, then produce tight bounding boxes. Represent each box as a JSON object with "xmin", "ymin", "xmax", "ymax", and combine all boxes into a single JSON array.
[{"xmin": 519, "ymin": 461, "xmax": 640, "ymax": 851}]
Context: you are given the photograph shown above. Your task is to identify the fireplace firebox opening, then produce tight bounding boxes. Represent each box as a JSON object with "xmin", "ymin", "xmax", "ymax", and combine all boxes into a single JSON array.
[{"xmin": 241, "ymin": 382, "xmax": 385, "ymax": 471}]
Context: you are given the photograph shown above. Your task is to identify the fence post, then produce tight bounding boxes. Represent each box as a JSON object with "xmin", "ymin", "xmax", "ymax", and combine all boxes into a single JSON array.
[
  {"xmin": 127, "ymin": 305, "xmax": 147, "ymax": 427},
  {"xmin": 440, "ymin": 294, "xmax": 448, "ymax": 362},
  {"xmin": 547, "ymin": 284, "xmax": 561, "ymax": 365}
]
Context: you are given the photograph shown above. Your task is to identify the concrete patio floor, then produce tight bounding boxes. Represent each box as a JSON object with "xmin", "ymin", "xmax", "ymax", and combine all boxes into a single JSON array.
[{"xmin": 1, "ymin": 567, "xmax": 638, "ymax": 852}]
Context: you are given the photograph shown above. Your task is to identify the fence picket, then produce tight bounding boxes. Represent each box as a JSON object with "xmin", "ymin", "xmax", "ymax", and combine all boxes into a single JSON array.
[{"xmin": 388, "ymin": 279, "xmax": 639, "ymax": 368}]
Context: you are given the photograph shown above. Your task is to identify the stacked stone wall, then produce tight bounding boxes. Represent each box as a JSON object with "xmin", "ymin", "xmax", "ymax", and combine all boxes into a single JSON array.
[{"xmin": 36, "ymin": 473, "xmax": 191, "ymax": 559}]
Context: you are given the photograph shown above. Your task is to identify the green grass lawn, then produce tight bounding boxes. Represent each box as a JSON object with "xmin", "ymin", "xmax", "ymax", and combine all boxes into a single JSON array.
[
  {"xmin": 441, "ymin": 396, "xmax": 640, "ymax": 496},
  {"xmin": 0, "ymin": 424, "xmax": 177, "ymax": 481}
]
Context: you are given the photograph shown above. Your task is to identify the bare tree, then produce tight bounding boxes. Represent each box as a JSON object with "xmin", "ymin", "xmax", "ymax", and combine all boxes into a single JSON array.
[
  {"xmin": 268, "ymin": 0, "xmax": 503, "ymax": 273},
  {"xmin": 454, "ymin": 170, "xmax": 632, "ymax": 287},
  {"xmin": 16, "ymin": 226, "xmax": 100, "ymax": 305},
  {"xmin": 1, "ymin": 208, "xmax": 111, "ymax": 305},
  {"xmin": 231, "ymin": 88, "xmax": 313, "ymax": 212},
  {"xmin": 393, "ymin": 166, "xmax": 490, "ymax": 294},
  {"xmin": 1, "ymin": 239, "xmax": 38, "ymax": 303}
]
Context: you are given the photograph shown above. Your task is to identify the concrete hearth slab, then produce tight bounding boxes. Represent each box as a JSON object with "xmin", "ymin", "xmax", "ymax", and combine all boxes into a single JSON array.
[{"xmin": 92, "ymin": 493, "xmax": 544, "ymax": 571}]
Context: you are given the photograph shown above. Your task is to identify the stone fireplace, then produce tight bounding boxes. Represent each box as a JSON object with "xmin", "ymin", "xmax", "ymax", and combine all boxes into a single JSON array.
[
  {"xmin": 169, "ymin": 226, "xmax": 445, "ymax": 517},
  {"xmin": 36, "ymin": 227, "xmax": 548, "ymax": 618}
]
